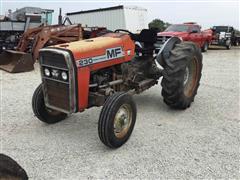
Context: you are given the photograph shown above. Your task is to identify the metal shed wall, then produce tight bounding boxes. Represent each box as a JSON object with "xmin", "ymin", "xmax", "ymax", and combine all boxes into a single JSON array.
[
  {"xmin": 67, "ymin": 8, "xmax": 126, "ymax": 31},
  {"xmin": 67, "ymin": 6, "xmax": 148, "ymax": 32},
  {"xmin": 123, "ymin": 6, "xmax": 148, "ymax": 33}
]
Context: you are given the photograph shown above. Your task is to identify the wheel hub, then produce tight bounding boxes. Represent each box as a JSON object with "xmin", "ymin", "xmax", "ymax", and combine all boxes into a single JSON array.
[{"xmin": 114, "ymin": 104, "xmax": 132, "ymax": 138}]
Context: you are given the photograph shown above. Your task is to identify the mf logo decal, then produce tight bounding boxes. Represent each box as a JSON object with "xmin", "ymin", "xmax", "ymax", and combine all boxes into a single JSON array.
[
  {"xmin": 77, "ymin": 47, "xmax": 124, "ymax": 67},
  {"xmin": 106, "ymin": 47, "xmax": 123, "ymax": 60}
]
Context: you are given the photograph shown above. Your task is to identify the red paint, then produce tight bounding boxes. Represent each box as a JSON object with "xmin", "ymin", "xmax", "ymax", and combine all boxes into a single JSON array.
[
  {"xmin": 158, "ymin": 23, "xmax": 213, "ymax": 48},
  {"xmin": 61, "ymin": 33, "xmax": 135, "ymax": 111},
  {"xmin": 77, "ymin": 67, "xmax": 90, "ymax": 111}
]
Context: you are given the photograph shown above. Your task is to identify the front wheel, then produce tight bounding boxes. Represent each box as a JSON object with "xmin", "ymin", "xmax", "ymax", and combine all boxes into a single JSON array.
[
  {"xmin": 161, "ymin": 41, "xmax": 202, "ymax": 109},
  {"xmin": 98, "ymin": 92, "xmax": 137, "ymax": 148},
  {"xmin": 32, "ymin": 84, "xmax": 67, "ymax": 124}
]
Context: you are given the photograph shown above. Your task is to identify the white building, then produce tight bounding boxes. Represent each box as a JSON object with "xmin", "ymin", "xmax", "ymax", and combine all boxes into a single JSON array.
[{"xmin": 66, "ymin": 5, "xmax": 148, "ymax": 33}]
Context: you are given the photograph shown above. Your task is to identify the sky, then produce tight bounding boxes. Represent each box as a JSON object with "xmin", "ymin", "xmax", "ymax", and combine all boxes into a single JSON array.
[{"xmin": 0, "ymin": 0, "xmax": 239, "ymax": 30}]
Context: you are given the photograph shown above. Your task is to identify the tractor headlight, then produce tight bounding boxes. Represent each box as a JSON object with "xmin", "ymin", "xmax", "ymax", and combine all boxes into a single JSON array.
[
  {"xmin": 44, "ymin": 68, "xmax": 51, "ymax": 77},
  {"xmin": 61, "ymin": 71, "xmax": 68, "ymax": 81}
]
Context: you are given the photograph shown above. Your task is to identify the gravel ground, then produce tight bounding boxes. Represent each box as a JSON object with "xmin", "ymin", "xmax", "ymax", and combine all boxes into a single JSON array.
[{"xmin": 1, "ymin": 47, "xmax": 240, "ymax": 179}]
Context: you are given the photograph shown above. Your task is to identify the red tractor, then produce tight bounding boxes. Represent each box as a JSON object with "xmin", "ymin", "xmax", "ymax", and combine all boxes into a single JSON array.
[{"xmin": 32, "ymin": 29, "xmax": 202, "ymax": 148}]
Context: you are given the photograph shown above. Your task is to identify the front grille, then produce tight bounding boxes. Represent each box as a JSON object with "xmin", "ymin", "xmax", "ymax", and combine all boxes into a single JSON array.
[
  {"xmin": 154, "ymin": 36, "xmax": 172, "ymax": 52},
  {"xmin": 41, "ymin": 52, "xmax": 68, "ymax": 69},
  {"xmin": 45, "ymin": 80, "xmax": 70, "ymax": 111},
  {"xmin": 156, "ymin": 36, "xmax": 172, "ymax": 44},
  {"xmin": 39, "ymin": 49, "xmax": 76, "ymax": 113}
]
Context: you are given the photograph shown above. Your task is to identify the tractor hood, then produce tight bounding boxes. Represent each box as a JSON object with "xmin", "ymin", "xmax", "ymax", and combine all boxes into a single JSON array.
[{"xmin": 51, "ymin": 34, "xmax": 135, "ymax": 64}]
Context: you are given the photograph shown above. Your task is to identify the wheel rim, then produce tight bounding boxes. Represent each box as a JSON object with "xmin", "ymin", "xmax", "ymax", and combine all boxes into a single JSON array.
[
  {"xmin": 183, "ymin": 57, "xmax": 199, "ymax": 97},
  {"xmin": 183, "ymin": 67, "xmax": 190, "ymax": 86},
  {"xmin": 114, "ymin": 104, "xmax": 132, "ymax": 139}
]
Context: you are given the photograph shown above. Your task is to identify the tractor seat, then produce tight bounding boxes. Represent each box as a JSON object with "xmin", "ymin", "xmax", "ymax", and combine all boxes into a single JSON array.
[
  {"xmin": 132, "ymin": 29, "xmax": 157, "ymax": 55},
  {"xmin": 137, "ymin": 29, "xmax": 157, "ymax": 44}
]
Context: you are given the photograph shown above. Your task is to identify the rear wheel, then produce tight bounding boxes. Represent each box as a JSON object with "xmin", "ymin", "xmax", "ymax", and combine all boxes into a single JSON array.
[
  {"xmin": 161, "ymin": 41, "xmax": 202, "ymax": 109},
  {"xmin": 32, "ymin": 84, "xmax": 67, "ymax": 124},
  {"xmin": 98, "ymin": 92, "xmax": 137, "ymax": 148}
]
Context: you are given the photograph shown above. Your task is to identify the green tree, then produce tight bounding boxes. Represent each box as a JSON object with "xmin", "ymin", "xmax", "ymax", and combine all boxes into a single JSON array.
[{"xmin": 148, "ymin": 19, "xmax": 171, "ymax": 32}]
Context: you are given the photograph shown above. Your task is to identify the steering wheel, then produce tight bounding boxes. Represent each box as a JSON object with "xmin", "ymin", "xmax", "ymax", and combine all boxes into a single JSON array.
[{"xmin": 114, "ymin": 29, "xmax": 137, "ymax": 41}]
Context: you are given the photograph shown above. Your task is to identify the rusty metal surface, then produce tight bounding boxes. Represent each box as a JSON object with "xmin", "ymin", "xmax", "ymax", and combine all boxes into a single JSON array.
[
  {"xmin": 18, "ymin": 24, "xmax": 83, "ymax": 61},
  {"xmin": 113, "ymin": 104, "xmax": 133, "ymax": 139},
  {"xmin": 0, "ymin": 24, "xmax": 108, "ymax": 73},
  {"xmin": 183, "ymin": 57, "xmax": 200, "ymax": 97},
  {"xmin": 0, "ymin": 50, "xmax": 33, "ymax": 73},
  {"xmin": 0, "ymin": 24, "xmax": 82, "ymax": 73}
]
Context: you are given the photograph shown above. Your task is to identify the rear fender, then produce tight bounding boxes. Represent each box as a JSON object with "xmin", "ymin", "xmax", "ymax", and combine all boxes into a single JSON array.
[{"xmin": 156, "ymin": 37, "xmax": 181, "ymax": 66}]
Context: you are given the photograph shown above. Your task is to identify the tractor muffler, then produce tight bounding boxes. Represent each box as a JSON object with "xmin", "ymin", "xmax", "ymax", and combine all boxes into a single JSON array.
[{"xmin": 0, "ymin": 50, "xmax": 34, "ymax": 73}]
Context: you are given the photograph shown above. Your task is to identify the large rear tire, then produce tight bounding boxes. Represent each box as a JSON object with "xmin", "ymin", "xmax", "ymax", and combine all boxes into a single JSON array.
[
  {"xmin": 161, "ymin": 41, "xmax": 202, "ymax": 109},
  {"xmin": 98, "ymin": 92, "xmax": 137, "ymax": 148},
  {"xmin": 32, "ymin": 84, "xmax": 67, "ymax": 124}
]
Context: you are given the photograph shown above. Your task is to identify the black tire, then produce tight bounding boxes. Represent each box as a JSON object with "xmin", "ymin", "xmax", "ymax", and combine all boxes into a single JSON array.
[
  {"xmin": 161, "ymin": 41, "xmax": 202, "ymax": 109},
  {"xmin": 32, "ymin": 84, "xmax": 67, "ymax": 124},
  {"xmin": 98, "ymin": 92, "xmax": 137, "ymax": 148},
  {"xmin": 201, "ymin": 41, "xmax": 208, "ymax": 52}
]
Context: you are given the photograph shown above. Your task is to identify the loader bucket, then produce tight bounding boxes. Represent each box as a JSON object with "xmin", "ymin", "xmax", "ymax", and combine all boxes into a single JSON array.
[{"xmin": 0, "ymin": 50, "xmax": 34, "ymax": 73}]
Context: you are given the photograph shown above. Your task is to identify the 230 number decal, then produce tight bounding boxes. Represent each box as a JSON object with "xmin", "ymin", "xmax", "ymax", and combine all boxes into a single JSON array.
[{"xmin": 79, "ymin": 58, "xmax": 93, "ymax": 67}]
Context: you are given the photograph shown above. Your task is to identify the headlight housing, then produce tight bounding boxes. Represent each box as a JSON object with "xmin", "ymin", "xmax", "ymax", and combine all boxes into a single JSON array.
[
  {"xmin": 44, "ymin": 68, "xmax": 50, "ymax": 76},
  {"xmin": 61, "ymin": 71, "xmax": 68, "ymax": 81}
]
